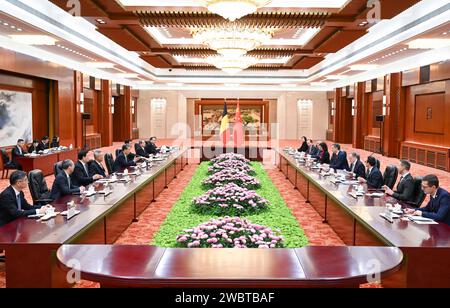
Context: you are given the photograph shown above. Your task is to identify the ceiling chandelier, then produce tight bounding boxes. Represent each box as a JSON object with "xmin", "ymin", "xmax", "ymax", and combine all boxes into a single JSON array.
[
  {"xmin": 192, "ymin": 26, "xmax": 273, "ymax": 58},
  {"xmin": 207, "ymin": 55, "xmax": 258, "ymax": 75},
  {"xmin": 197, "ymin": 0, "xmax": 273, "ymax": 21}
]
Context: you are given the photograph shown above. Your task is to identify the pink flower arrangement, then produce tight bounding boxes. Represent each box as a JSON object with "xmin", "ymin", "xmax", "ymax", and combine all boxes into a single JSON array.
[
  {"xmin": 210, "ymin": 153, "xmax": 250, "ymax": 165},
  {"xmin": 193, "ymin": 183, "xmax": 269, "ymax": 215},
  {"xmin": 208, "ymin": 159, "xmax": 255, "ymax": 175},
  {"xmin": 202, "ymin": 168, "xmax": 260, "ymax": 189},
  {"xmin": 176, "ymin": 216, "xmax": 284, "ymax": 248}
]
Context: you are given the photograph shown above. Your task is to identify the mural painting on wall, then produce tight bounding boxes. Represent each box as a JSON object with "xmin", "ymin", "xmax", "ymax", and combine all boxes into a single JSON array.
[{"xmin": 0, "ymin": 89, "xmax": 33, "ymax": 147}]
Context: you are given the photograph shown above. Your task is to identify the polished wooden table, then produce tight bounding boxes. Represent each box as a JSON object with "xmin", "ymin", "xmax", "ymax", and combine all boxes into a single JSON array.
[
  {"xmin": 0, "ymin": 149, "xmax": 188, "ymax": 288},
  {"xmin": 56, "ymin": 245, "xmax": 403, "ymax": 288},
  {"xmin": 16, "ymin": 149, "xmax": 78, "ymax": 176},
  {"xmin": 276, "ymin": 149, "xmax": 450, "ymax": 288}
]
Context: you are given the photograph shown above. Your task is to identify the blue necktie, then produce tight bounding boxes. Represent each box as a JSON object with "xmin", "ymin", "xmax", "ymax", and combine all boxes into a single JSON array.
[{"xmin": 16, "ymin": 194, "xmax": 22, "ymax": 211}]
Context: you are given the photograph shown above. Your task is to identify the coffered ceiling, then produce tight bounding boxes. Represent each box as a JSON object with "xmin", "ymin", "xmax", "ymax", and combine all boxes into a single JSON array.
[{"xmin": 0, "ymin": 0, "xmax": 449, "ymax": 91}]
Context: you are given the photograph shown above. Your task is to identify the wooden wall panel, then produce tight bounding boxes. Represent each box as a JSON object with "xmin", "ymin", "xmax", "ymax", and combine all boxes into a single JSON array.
[{"xmin": 404, "ymin": 81, "xmax": 449, "ymax": 147}]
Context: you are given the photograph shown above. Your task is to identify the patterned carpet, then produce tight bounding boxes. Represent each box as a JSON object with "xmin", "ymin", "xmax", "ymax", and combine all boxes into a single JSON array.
[{"xmin": 0, "ymin": 139, "xmax": 447, "ymax": 288}]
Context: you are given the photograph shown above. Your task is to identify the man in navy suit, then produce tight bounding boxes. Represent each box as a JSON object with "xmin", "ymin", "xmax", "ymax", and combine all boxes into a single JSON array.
[
  {"xmin": 347, "ymin": 152, "xmax": 366, "ymax": 179},
  {"xmin": 113, "ymin": 144, "xmax": 139, "ymax": 172},
  {"xmin": 50, "ymin": 160, "xmax": 85, "ymax": 201},
  {"xmin": 135, "ymin": 140, "xmax": 149, "ymax": 158},
  {"xmin": 145, "ymin": 137, "xmax": 159, "ymax": 155},
  {"xmin": 72, "ymin": 150, "xmax": 103, "ymax": 187},
  {"xmin": 0, "ymin": 171, "xmax": 50, "ymax": 227},
  {"xmin": 406, "ymin": 174, "xmax": 450, "ymax": 225},
  {"xmin": 11, "ymin": 139, "xmax": 25, "ymax": 170},
  {"xmin": 358, "ymin": 156, "xmax": 384, "ymax": 189},
  {"xmin": 384, "ymin": 160, "xmax": 415, "ymax": 202},
  {"xmin": 329, "ymin": 144, "xmax": 349, "ymax": 170},
  {"xmin": 36, "ymin": 136, "xmax": 50, "ymax": 152},
  {"xmin": 89, "ymin": 150, "xmax": 107, "ymax": 177}
]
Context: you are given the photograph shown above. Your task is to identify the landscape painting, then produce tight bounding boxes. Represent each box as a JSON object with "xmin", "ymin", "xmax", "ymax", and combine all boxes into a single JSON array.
[
  {"xmin": 0, "ymin": 89, "xmax": 33, "ymax": 147},
  {"xmin": 202, "ymin": 105, "xmax": 262, "ymax": 132}
]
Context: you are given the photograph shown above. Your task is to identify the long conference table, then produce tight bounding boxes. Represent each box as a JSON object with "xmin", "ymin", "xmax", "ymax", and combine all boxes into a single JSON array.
[
  {"xmin": 0, "ymin": 148, "xmax": 189, "ymax": 288},
  {"xmin": 276, "ymin": 149, "xmax": 450, "ymax": 288},
  {"xmin": 16, "ymin": 149, "xmax": 78, "ymax": 176}
]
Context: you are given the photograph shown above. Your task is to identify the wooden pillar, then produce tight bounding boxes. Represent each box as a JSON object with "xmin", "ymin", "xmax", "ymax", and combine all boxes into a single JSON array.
[
  {"xmin": 74, "ymin": 71, "xmax": 83, "ymax": 148},
  {"xmin": 332, "ymin": 88, "xmax": 342, "ymax": 142},
  {"xmin": 100, "ymin": 80, "xmax": 113, "ymax": 147},
  {"xmin": 384, "ymin": 73, "xmax": 404, "ymax": 157},
  {"xmin": 353, "ymin": 82, "xmax": 365, "ymax": 149},
  {"xmin": 124, "ymin": 86, "xmax": 133, "ymax": 141}
]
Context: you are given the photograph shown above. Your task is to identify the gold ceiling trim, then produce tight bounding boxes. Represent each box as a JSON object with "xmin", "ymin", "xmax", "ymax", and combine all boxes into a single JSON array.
[{"xmin": 136, "ymin": 11, "xmax": 329, "ymax": 28}]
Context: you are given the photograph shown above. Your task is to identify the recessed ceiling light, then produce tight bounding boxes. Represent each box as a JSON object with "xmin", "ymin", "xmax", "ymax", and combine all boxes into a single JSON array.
[
  {"xmin": 407, "ymin": 38, "xmax": 450, "ymax": 49},
  {"xmin": 117, "ymin": 73, "xmax": 139, "ymax": 78},
  {"xmin": 9, "ymin": 35, "xmax": 57, "ymax": 45},
  {"xmin": 135, "ymin": 80, "xmax": 155, "ymax": 85}
]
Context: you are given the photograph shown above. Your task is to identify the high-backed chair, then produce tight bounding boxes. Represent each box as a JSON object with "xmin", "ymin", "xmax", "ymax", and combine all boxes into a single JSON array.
[
  {"xmin": 376, "ymin": 159, "xmax": 381, "ymax": 170},
  {"xmin": 104, "ymin": 154, "xmax": 114, "ymax": 175},
  {"xmin": 28, "ymin": 170, "xmax": 52, "ymax": 205},
  {"xmin": 383, "ymin": 165, "xmax": 398, "ymax": 189},
  {"xmin": 115, "ymin": 149, "xmax": 122, "ymax": 158},
  {"xmin": 409, "ymin": 177, "xmax": 426, "ymax": 208},
  {"xmin": 1, "ymin": 149, "xmax": 15, "ymax": 179},
  {"xmin": 54, "ymin": 161, "xmax": 64, "ymax": 177}
]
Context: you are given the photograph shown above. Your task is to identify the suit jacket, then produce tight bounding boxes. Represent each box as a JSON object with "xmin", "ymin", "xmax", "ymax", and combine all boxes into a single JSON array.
[
  {"xmin": 113, "ymin": 153, "xmax": 136, "ymax": 172},
  {"xmin": 28, "ymin": 144, "xmax": 38, "ymax": 154},
  {"xmin": 50, "ymin": 141, "xmax": 60, "ymax": 148},
  {"xmin": 89, "ymin": 160, "xmax": 107, "ymax": 178},
  {"xmin": 330, "ymin": 151, "xmax": 350, "ymax": 170},
  {"xmin": 392, "ymin": 173, "xmax": 415, "ymax": 202},
  {"xmin": 50, "ymin": 172, "xmax": 80, "ymax": 201},
  {"xmin": 135, "ymin": 145, "xmax": 149, "ymax": 158},
  {"xmin": 366, "ymin": 167, "xmax": 384, "ymax": 189},
  {"xmin": 308, "ymin": 146, "xmax": 319, "ymax": 157},
  {"xmin": 298, "ymin": 142, "xmax": 309, "ymax": 153},
  {"xmin": 145, "ymin": 142, "xmax": 158, "ymax": 155},
  {"xmin": 419, "ymin": 187, "xmax": 450, "ymax": 225},
  {"xmin": 72, "ymin": 161, "xmax": 94, "ymax": 187},
  {"xmin": 0, "ymin": 186, "xmax": 40, "ymax": 227},
  {"xmin": 36, "ymin": 142, "xmax": 48, "ymax": 152},
  {"xmin": 11, "ymin": 146, "xmax": 24, "ymax": 163},
  {"xmin": 316, "ymin": 151, "xmax": 330, "ymax": 164},
  {"xmin": 347, "ymin": 160, "xmax": 366, "ymax": 179}
]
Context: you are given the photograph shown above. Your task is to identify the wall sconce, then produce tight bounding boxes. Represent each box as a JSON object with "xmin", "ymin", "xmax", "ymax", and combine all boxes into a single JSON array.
[
  {"xmin": 79, "ymin": 92, "xmax": 85, "ymax": 113},
  {"xmin": 382, "ymin": 95, "xmax": 387, "ymax": 116},
  {"xmin": 351, "ymin": 99, "xmax": 356, "ymax": 116},
  {"xmin": 110, "ymin": 97, "xmax": 115, "ymax": 114},
  {"xmin": 131, "ymin": 99, "xmax": 136, "ymax": 115},
  {"xmin": 331, "ymin": 101, "xmax": 335, "ymax": 116}
]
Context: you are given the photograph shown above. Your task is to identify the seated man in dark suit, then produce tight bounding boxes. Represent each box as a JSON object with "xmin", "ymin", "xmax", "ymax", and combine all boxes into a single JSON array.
[
  {"xmin": 145, "ymin": 136, "xmax": 159, "ymax": 155},
  {"xmin": 113, "ymin": 144, "xmax": 139, "ymax": 172},
  {"xmin": 28, "ymin": 140, "xmax": 40, "ymax": 154},
  {"xmin": 36, "ymin": 136, "xmax": 50, "ymax": 152},
  {"xmin": 135, "ymin": 140, "xmax": 149, "ymax": 158},
  {"xmin": 406, "ymin": 174, "xmax": 450, "ymax": 225},
  {"xmin": 306, "ymin": 139, "xmax": 319, "ymax": 156},
  {"xmin": 50, "ymin": 159, "xmax": 85, "ymax": 201},
  {"xmin": 0, "ymin": 171, "xmax": 50, "ymax": 227},
  {"xmin": 50, "ymin": 136, "xmax": 60, "ymax": 148},
  {"xmin": 358, "ymin": 156, "xmax": 384, "ymax": 189},
  {"xmin": 11, "ymin": 139, "xmax": 25, "ymax": 170},
  {"xmin": 384, "ymin": 160, "xmax": 415, "ymax": 202},
  {"xmin": 89, "ymin": 150, "xmax": 107, "ymax": 177},
  {"xmin": 347, "ymin": 152, "xmax": 366, "ymax": 179},
  {"xmin": 329, "ymin": 143, "xmax": 349, "ymax": 170},
  {"xmin": 72, "ymin": 150, "xmax": 103, "ymax": 187}
]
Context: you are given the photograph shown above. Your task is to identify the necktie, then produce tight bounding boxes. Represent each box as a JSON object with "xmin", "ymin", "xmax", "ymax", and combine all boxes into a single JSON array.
[
  {"xmin": 83, "ymin": 163, "xmax": 89, "ymax": 176},
  {"xmin": 125, "ymin": 155, "xmax": 128, "ymax": 163},
  {"xmin": 351, "ymin": 163, "xmax": 356, "ymax": 173},
  {"xmin": 18, "ymin": 146, "xmax": 22, "ymax": 155},
  {"xmin": 16, "ymin": 194, "xmax": 22, "ymax": 211},
  {"xmin": 67, "ymin": 175, "xmax": 71, "ymax": 188}
]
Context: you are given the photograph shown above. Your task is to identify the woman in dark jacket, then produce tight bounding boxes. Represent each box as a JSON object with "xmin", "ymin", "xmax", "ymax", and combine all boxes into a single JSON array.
[
  {"xmin": 298, "ymin": 136, "xmax": 309, "ymax": 152},
  {"xmin": 316, "ymin": 142, "xmax": 330, "ymax": 164}
]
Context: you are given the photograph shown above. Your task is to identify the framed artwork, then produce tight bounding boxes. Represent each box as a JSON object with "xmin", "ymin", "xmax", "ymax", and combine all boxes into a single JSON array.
[{"xmin": 0, "ymin": 89, "xmax": 33, "ymax": 147}]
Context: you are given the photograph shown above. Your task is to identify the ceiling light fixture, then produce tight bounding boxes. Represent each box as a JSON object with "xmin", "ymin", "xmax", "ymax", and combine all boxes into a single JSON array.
[
  {"xmin": 407, "ymin": 38, "xmax": 450, "ymax": 49},
  {"xmin": 349, "ymin": 64, "xmax": 379, "ymax": 71},
  {"xmin": 206, "ymin": 55, "xmax": 258, "ymax": 75},
  {"xmin": 192, "ymin": 26, "xmax": 272, "ymax": 58},
  {"xmin": 9, "ymin": 35, "xmax": 57, "ymax": 45},
  {"xmin": 197, "ymin": 0, "xmax": 273, "ymax": 21},
  {"xmin": 85, "ymin": 62, "xmax": 115, "ymax": 68},
  {"xmin": 326, "ymin": 75, "xmax": 347, "ymax": 80}
]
